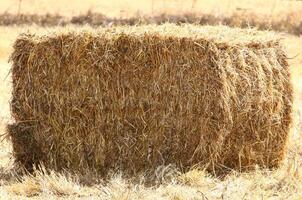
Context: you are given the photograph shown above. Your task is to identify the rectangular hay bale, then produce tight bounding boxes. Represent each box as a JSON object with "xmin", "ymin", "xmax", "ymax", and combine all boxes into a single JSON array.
[{"xmin": 8, "ymin": 24, "xmax": 293, "ymax": 175}]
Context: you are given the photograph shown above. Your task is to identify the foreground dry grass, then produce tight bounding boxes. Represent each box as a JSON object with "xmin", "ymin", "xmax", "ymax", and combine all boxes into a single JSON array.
[{"xmin": 0, "ymin": 25, "xmax": 302, "ymax": 199}]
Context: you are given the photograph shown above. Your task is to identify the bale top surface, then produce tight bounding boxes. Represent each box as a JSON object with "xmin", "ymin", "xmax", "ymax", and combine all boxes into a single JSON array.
[{"xmin": 24, "ymin": 24, "xmax": 279, "ymax": 47}]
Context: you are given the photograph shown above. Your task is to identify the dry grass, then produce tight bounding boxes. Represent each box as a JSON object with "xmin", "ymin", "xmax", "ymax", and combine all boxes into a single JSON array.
[
  {"xmin": 1, "ymin": 10, "xmax": 302, "ymax": 35},
  {"xmin": 0, "ymin": 0, "xmax": 302, "ymax": 199}
]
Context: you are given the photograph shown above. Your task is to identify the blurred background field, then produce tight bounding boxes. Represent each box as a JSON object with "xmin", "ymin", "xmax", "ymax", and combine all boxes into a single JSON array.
[
  {"xmin": 1, "ymin": 0, "xmax": 302, "ymax": 17},
  {"xmin": 0, "ymin": 0, "xmax": 302, "ymax": 199}
]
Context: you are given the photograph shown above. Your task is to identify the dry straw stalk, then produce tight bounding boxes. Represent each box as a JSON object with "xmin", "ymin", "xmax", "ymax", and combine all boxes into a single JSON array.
[{"xmin": 8, "ymin": 24, "xmax": 293, "ymax": 176}]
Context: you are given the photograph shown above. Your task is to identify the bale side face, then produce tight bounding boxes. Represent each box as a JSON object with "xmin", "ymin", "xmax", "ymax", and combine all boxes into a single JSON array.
[{"xmin": 9, "ymin": 25, "xmax": 293, "ymax": 175}]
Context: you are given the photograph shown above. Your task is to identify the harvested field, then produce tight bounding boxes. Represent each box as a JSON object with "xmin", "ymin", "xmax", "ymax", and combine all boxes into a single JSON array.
[
  {"xmin": 0, "ymin": 0, "xmax": 302, "ymax": 199},
  {"xmin": 8, "ymin": 24, "xmax": 293, "ymax": 177},
  {"xmin": 1, "ymin": 11, "xmax": 302, "ymax": 36}
]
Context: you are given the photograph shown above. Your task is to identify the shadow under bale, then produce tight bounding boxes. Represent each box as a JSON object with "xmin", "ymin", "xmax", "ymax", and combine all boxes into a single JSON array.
[
  {"xmin": 7, "ymin": 123, "xmax": 43, "ymax": 172},
  {"xmin": 8, "ymin": 24, "xmax": 293, "ymax": 177}
]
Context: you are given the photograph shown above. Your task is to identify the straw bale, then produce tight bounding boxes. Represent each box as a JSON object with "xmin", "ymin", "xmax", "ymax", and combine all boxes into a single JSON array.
[{"xmin": 8, "ymin": 24, "xmax": 293, "ymax": 175}]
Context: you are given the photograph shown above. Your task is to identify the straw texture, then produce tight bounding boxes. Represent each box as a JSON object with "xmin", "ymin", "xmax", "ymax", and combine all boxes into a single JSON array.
[{"xmin": 8, "ymin": 24, "xmax": 293, "ymax": 175}]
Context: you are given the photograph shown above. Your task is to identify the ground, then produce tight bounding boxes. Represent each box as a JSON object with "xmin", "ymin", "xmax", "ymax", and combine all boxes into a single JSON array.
[{"xmin": 0, "ymin": 0, "xmax": 302, "ymax": 199}]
